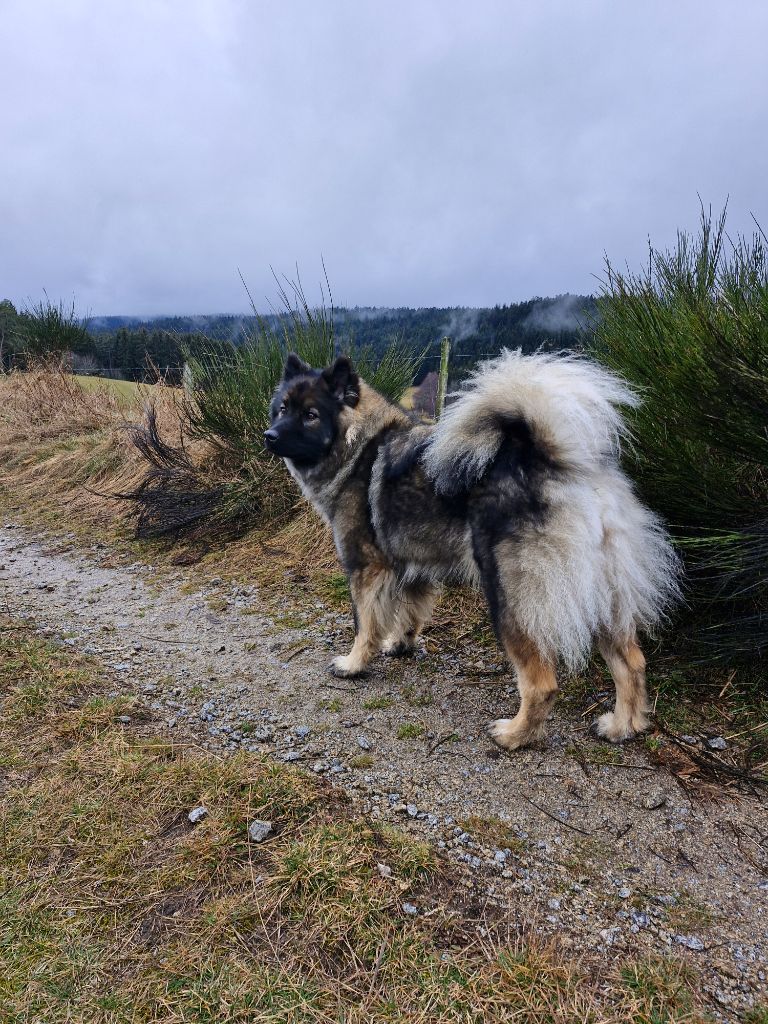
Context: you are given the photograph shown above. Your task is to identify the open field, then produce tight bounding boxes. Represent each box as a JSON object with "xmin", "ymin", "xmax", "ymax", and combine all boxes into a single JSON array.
[{"xmin": 72, "ymin": 374, "xmax": 145, "ymax": 402}]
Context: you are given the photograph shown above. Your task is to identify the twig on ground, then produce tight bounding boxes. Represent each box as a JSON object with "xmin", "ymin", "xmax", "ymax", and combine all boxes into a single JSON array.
[
  {"xmin": 281, "ymin": 643, "xmax": 310, "ymax": 663},
  {"xmin": 429, "ymin": 732, "xmax": 460, "ymax": 755},
  {"xmin": 517, "ymin": 793, "xmax": 592, "ymax": 836}
]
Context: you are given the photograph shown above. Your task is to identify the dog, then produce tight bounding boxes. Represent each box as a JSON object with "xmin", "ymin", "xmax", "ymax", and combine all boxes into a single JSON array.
[{"xmin": 264, "ymin": 348, "xmax": 681, "ymax": 750}]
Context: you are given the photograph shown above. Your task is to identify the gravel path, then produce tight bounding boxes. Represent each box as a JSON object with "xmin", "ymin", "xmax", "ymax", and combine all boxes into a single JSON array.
[{"xmin": 1, "ymin": 522, "xmax": 766, "ymax": 1018}]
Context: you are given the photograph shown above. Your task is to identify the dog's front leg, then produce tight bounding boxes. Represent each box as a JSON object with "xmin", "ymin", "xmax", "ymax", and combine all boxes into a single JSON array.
[{"xmin": 329, "ymin": 563, "xmax": 396, "ymax": 677}]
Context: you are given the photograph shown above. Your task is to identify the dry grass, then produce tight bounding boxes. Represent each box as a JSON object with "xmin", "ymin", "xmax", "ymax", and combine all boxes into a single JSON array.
[
  {"xmin": 0, "ymin": 363, "xmax": 185, "ymax": 538},
  {"xmin": 0, "ymin": 620, "xmax": 714, "ymax": 1023}
]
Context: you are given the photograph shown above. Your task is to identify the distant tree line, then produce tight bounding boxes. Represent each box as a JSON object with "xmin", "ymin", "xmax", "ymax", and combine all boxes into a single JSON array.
[{"xmin": 1, "ymin": 294, "xmax": 596, "ymax": 383}]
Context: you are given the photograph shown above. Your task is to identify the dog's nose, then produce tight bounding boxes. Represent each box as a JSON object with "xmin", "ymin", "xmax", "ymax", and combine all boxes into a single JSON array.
[{"xmin": 264, "ymin": 428, "xmax": 279, "ymax": 443}]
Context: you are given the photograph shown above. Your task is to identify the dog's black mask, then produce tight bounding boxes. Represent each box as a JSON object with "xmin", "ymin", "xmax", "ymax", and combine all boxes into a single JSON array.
[{"xmin": 264, "ymin": 353, "xmax": 360, "ymax": 467}]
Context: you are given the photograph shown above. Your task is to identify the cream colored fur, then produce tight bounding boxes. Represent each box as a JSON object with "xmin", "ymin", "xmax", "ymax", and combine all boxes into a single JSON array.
[{"xmin": 422, "ymin": 349, "xmax": 682, "ymax": 669}]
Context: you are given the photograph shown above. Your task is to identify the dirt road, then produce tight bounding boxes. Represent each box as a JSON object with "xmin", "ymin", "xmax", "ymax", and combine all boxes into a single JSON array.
[{"xmin": 1, "ymin": 522, "xmax": 766, "ymax": 1018}]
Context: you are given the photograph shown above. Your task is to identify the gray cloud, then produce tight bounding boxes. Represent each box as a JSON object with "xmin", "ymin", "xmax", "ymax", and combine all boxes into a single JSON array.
[{"xmin": 1, "ymin": 0, "xmax": 766, "ymax": 316}]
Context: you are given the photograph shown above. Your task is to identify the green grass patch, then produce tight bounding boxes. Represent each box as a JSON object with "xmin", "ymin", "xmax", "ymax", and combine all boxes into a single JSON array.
[
  {"xmin": 397, "ymin": 722, "xmax": 426, "ymax": 740},
  {"xmin": 349, "ymin": 753, "xmax": 375, "ymax": 769},
  {"xmin": 401, "ymin": 683, "xmax": 434, "ymax": 707},
  {"xmin": 363, "ymin": 695, "xmax": 394, "ymax": 710},
  {"xmin": 73, "ymin": 374, "xmax": 142, "ymax": 402}
]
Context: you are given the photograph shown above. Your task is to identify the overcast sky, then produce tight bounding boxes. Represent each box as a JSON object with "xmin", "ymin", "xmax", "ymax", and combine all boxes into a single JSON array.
[{"xmin": 2, "ymin": 1, "xmax": 766, "ymax": 316}]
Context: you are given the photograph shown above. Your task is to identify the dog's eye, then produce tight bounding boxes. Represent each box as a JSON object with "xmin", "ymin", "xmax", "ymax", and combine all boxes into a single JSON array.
[
  {"xmin": 304, "ymin": 409, "xmax": 319, "ymax": 422},
  {"xmin": 278, "ymin": 403, "xmax": 286, "ymax": 416}
]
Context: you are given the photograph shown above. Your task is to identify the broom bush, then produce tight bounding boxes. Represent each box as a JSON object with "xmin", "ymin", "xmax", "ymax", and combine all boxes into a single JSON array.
[
  {"xmin": 121, "ymin": 277, "xmax": 423, "ymax": 538},
  {"xmin": 591, "ymin": 207, "xmax": 768, "ymax": 666}
]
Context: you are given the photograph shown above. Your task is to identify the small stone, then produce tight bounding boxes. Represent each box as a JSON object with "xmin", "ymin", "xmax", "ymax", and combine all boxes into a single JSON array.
[
  {"xmin": 631, "ymin": 911, "xmax": 650, "ymax": 928},
  {"xmin": 680, "ymin": 735, "xmax": 698, "ymax": 745},
  {"xmin": 406, "ymin": 803, "xmax": 418, "ymax": 818},
  {"xmin": 377, "ymin": 862, "xmax": 392, "ymax": 878},
  {"xmin": 642, "ymin": 788, "xmax": 667, "ymax": 810},
  {"xmin": 402, "ymin": 902, "xmax": 418, "ymax": 916},
  {"xmin": 294, "ymin": 726, "xmax": 311, "ymax": 739},
  {"xmin": 252, "ymin": 726, "xmax": 274, "ymax": 742},
  {"xmin": 548, "ymin": 898, "xmax": 561, "ymax": 911},
  {"xmin": 707, "ymin": 736, "xmax": 727, "ymax": 751},
  {"xmin": 357, "ymin": 734, "xmax": 372, "ymax": 751},
  {"xmin": 281, "ymin": 750, "xmax": 304, "ymax": 762},
  {"xmin": 618, "ymin": 887, "xmax": 631, "ymax": 899},
  {"xmin": 248, "ymin": 819, "xmax": 273, "ymax": 843},
  {"xmin": 188, "ymin": 806, "xmax": 208, "ymax": 824},
  {"xmin": 675, "ymin": 934, "xmax": 705, "ymax": 951},
  {"xmin": 116, "ymin": 715, "xmax": 132, "ymax": 724}
]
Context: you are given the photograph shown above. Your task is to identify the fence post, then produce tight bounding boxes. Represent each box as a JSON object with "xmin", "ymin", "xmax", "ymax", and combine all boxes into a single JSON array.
[{"xmin": 436, "ymin": 336, "xmax": 451, "ymax": 419}]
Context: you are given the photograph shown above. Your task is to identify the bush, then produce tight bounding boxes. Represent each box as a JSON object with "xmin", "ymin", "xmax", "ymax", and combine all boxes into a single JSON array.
[
  {"xmin": 121, "ymin": 278, "xmax": 423, "ymax": 538},
  {"xmin": 591, "ymin": 207, "xmax": 768, "ymax": 665},
  {"xmin": 19, "ymin": 294, "xmax": 92, "ymax": 358}
]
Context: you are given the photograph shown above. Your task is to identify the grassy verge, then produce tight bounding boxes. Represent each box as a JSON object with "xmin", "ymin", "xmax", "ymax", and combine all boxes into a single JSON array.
[{"xmin": 0, "ymin": 620, "xmax": 711, "ymax": 1023}]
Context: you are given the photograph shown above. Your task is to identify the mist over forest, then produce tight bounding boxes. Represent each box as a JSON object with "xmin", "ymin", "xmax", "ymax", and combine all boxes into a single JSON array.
[{"xmin": 74, "ymin": 293, "xmax": 597, "ymax": 383}]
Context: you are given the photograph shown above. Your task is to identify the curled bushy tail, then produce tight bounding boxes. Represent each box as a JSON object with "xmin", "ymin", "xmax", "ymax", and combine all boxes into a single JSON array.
[
  {"xmin": 422, "ymin": 348, "xmax": 639, "ymax": 495},
  {"xmin": 421, "ymin": 349, "xmax": 682, "ymax": 663}
]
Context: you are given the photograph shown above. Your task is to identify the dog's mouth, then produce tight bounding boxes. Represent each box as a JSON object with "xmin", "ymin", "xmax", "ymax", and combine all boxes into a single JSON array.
[{"xmin": 263, "ymin": 427, "xmax": 328, "ymax": 465}]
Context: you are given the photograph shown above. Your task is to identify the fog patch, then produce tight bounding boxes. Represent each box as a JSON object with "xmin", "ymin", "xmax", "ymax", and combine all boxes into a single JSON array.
[{"xmin": 522, "ymin": 294, "xmax": 592, "ymax": 334}]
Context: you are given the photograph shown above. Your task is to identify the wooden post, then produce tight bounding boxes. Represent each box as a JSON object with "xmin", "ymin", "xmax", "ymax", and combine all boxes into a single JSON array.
[{"xmin": 436, "ymin": 336, "xmax": 450, "ymax": 419}]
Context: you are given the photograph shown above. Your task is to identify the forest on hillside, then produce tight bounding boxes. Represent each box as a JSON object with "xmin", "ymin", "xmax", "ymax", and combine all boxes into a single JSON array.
[{"xmin": 0, "ymin": 294, "xmax": 597, "ymax": 384}]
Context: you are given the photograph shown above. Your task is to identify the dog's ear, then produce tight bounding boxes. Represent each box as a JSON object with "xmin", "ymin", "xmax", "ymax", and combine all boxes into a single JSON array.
[
  {"xmin": 283, "ymin": 352, "xmax": 311, "ymax": 381},
  {"xmin": 322, "ymin": 355, "xmax": 360, "ymax": 407}
]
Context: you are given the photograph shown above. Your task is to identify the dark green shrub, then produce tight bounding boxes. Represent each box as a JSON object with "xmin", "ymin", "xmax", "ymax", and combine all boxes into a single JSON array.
[
  {"xmin": 20, "ymin": 295, "xmax": 92, "ymax": 357},
  {"xmin": 592, "ymin": 207, "xmax": 768, "ymax": 665}
]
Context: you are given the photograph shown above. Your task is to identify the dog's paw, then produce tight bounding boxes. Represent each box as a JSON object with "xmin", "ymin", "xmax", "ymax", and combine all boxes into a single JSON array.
[
  {"xmin": 328, "ymin": 656, "xmax": 367, "ymax": 679},
  {"xmin": 381, "ymin": 639, "xmax": 415, "ymax": 658},
  {"xmin": 594, "ymin": 710, "xmax": 650, "ymax": 743},
  {"xmin": 487, "ymin": 717, "xmax": 544, "ymax": 751}
]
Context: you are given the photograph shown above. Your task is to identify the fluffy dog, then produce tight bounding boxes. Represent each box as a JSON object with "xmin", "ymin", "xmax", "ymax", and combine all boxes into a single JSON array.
[{"xmin": 264, "ymin": 349, "xmax": 681, "ymax": 750}]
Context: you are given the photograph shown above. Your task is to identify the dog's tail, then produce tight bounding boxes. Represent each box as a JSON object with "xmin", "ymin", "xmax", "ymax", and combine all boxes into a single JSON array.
[
  {"xmin": 422, "ymin": 348, "xmax": 638, "ymax": 494},
  {"xmin": 422, "ymin": 349, "xmax": 681, "ymax": 665}
]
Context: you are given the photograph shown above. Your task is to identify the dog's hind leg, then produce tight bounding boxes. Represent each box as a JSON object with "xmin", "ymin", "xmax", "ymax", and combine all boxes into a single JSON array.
[
  {"xmin": 488, "ymin": 634, "xmax": 559, "ymax": 751},
  {"xmin": 471, "ymin": 529, "xmax": 558, "ymax": 751},
  {"xmin": 595, "ymin": 635, "xmax": 650, "ymax": 742},
  {"xmin": 329, "ymin": 564, "xmax": 398, "ymax": 677},
  {"xmin": 382, "ymin": 582, "xmax": 438, "ymax": 657}
]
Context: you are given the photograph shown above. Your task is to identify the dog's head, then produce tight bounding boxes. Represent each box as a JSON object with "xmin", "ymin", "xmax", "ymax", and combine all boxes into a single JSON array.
[{"xmin": 264, "ymin": 353, "xmax": 360, "ymax": 466}]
